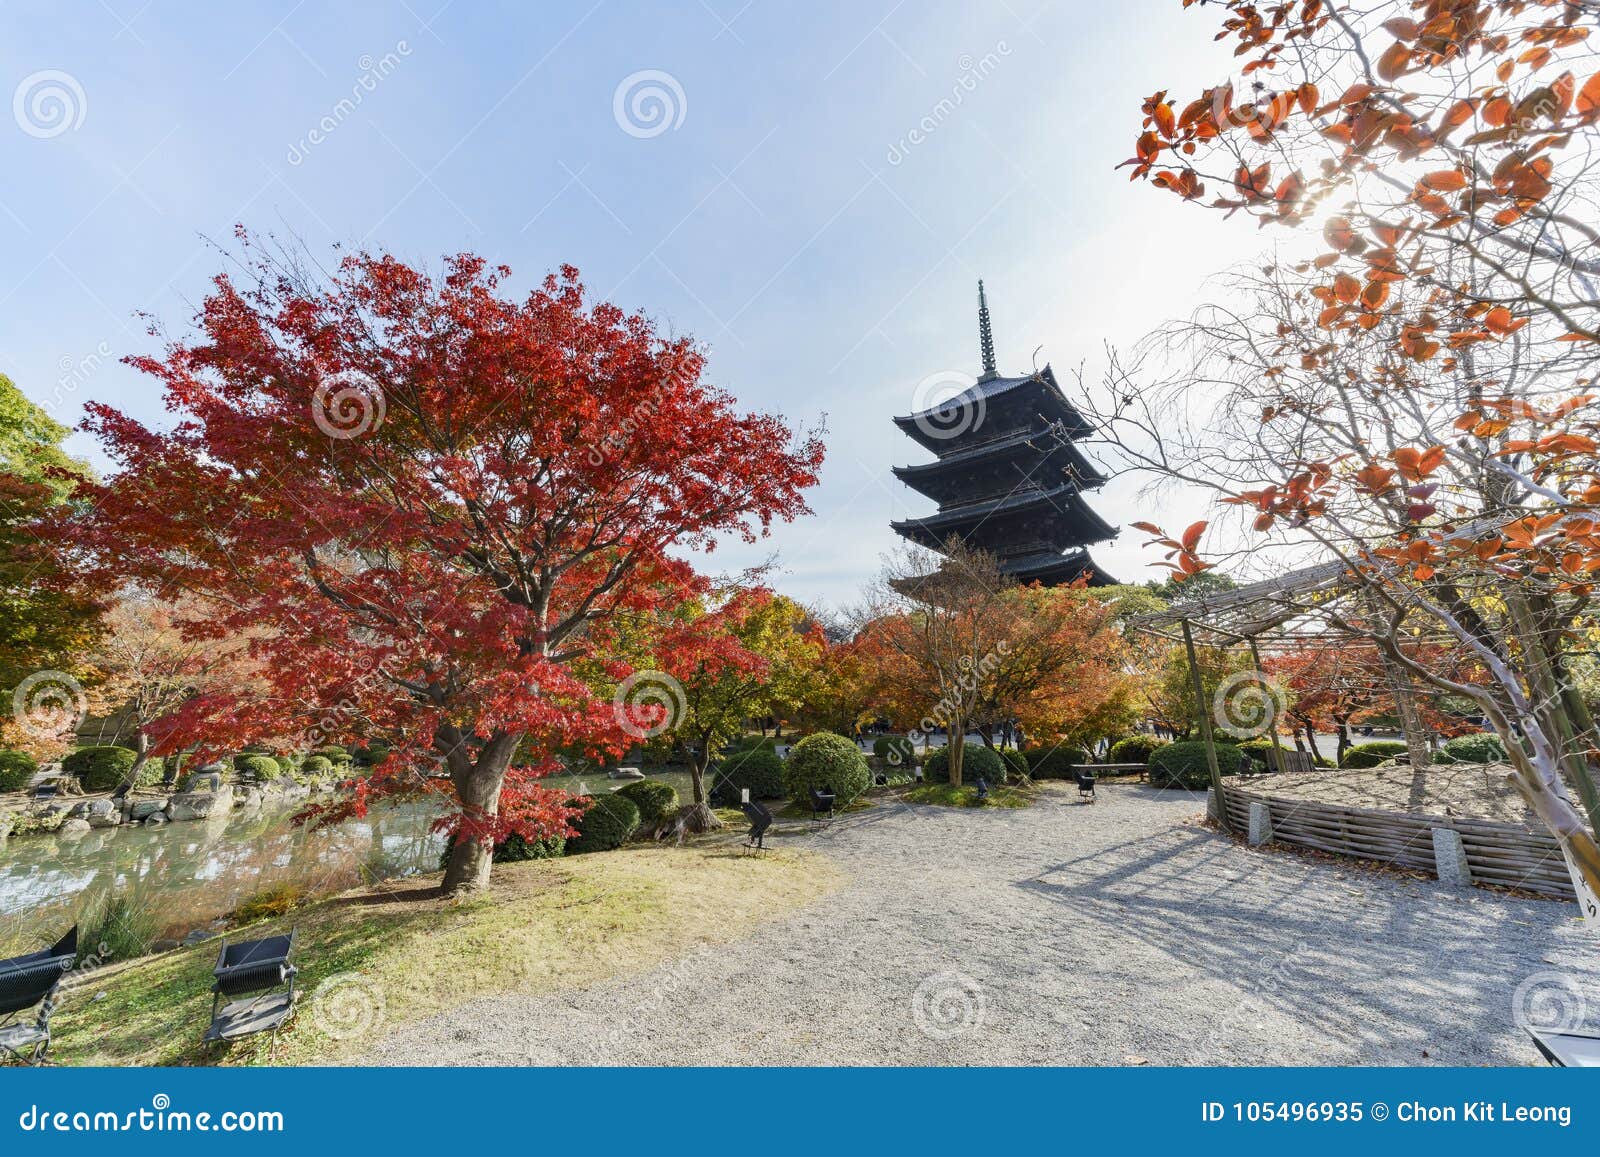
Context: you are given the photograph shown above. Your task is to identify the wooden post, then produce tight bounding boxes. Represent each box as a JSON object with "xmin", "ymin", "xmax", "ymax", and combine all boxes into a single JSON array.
[
  {"xmin": 1182, "ymin": 619, "xmax": 1231, "ymax": 832},
  {"xmin": 1247, "ymin": 635, "xmax": 1287, "ymax": 772}
]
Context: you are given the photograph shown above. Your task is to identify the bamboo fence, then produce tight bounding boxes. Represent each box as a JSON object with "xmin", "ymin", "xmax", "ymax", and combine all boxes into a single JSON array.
[{"xmin": 1219, "ymin": 785, "xmax": 1576, "ymax": 899}]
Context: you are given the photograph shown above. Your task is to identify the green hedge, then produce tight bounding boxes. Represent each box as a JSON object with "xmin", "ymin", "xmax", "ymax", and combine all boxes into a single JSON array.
[
  {"xmin": 1023, "ymin": 746, "xmax": 1086, "ymax": 780},
  {"xmin": 1441, "ymin": 733, "xmax": 1506, "ymax": 764},
  {"xmin": 1340, "ymin": 741, "xmax": 1407, "ymax": 769},
  {"xmin": 236, "ymin": 754, "xmax": 283, "ymax": 781},
  {"xmin": 999, "ymin": 748, "xmax": 1029, "ymax": 781},
  {"xmin": 1148, "ymin": 740, "xmax": 1243, "ymax": 789},
  {"xmin": 63, "ymin": 746, "xmax": 160, "ymax": 792},
  {"xmin": 872, "ymin": 736, "xmax": 919, "ymax": 768},
  {"xmin": 301, "ymin": 755, "xmax": 334, "ymax": 775},
  {"xmin": 312, "ymin": 745, "xmax": 353, "ymax": 765},
  {"xmin": 615, "ymin": 779, "xmax": 679, "ymax": 826},
  {"xmin": 923, "ymin": 743, "xmax": 1006, "ymax": 785},
  {"xmin": 566, "ymin": 792, "xmax": 640, "ymax": 854},
  {"xmin": 1108, "ymin": 736, "xmax": 1167, "ymax": 765},
  {"xmin": 441, "ymin": 832, "xmax": 564, "ymax": 868},
  {"xmin": 0, "ymin": 750, "xmax": 38, "ymax": 792},
  {"xmin": 783, "ymin": 732, "xmax": 870, "ymax": 804},
  {"xmin": 714, "ymin": 747, "xmax": 785, "ymax": 803}
]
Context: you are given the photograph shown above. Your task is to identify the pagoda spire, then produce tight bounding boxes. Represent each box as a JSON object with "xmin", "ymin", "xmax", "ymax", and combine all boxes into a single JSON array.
[{"xmin": 977, "ymin": 279, "xmax": 998, "ymax": 382}]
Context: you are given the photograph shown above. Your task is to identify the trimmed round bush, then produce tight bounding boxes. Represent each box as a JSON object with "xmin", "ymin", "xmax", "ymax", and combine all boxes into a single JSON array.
[
  {"xmin": 713, "ymin": 747, "xmax": 785, "ymax": 803},
  {"xmin": 312, "ymin": 745, "xmax": 353, "ymax": 765},
  {"xmin": 236, "ymin": 754, "xmax": 283, "ymax": 781},
  {"xmin": 441, "ymin": 832, "xmax": 564, "ymax": 868},
  {"xmin": 872, "ymin": 736, "xmax": 919, "ymax": 768},
  {"xmin": 1148, "ymin": 740, "xmax": 1243, "ymax": 789},
  {"xmin": 301, "ymin": 754, "xmax": 334, "ymax": 776},
  {"xmin": 783, "ymin": 732, "xmax": 871, "ymax": 804},
  {"xmin": 615, "ymin": 778, "xmax": 679, "ymax": 826},
  {"xmin": 1023, "ymin": 746, "xmax": 1086, "ymax": 780},
  {"xmin": 923, "ymin": 742, "xmax": 1006, "ymax": 786},
  {"xmin": 1108, "ymin": 736, "xmax": 1167, "ymax": 765},
  {"xmin": 63, "ymin": 746, "xmax": 147, "ymax": 791},
  {"xmin": 1441, "ymin": 732, "xmax": 1506, "ymax": 764},
  {"xmin": 999, "ymin": 748, "xmax": 1028, "ymax": 781},
  {"xmin": 0, "ymin": 750, "xmax": 38, "ymax": 792},
  {"xmin": 1340, "ymin": 740, "xmax": 1408, "ymax": 769},
  {"xmin": 566, "ymin": 792, "xmax": 640, "ymax": 854}
]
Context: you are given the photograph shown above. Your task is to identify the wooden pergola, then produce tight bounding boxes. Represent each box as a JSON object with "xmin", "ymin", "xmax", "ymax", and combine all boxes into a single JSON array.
[{"xmin": 1128, "ymin": 560, "xmax": 1436, "ymax": 833}]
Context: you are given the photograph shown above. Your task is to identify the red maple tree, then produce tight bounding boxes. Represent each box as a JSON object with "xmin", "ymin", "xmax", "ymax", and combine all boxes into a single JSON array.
[{"xmin": 70, "ymin": 239, "xmax": 823, "ymax": 894}]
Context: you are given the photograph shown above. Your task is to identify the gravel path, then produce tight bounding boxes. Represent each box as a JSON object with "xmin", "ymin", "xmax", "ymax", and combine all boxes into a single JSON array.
[{"xmin": 365, "ymin": 784, "xmax": 1597, "ymax": 1066}]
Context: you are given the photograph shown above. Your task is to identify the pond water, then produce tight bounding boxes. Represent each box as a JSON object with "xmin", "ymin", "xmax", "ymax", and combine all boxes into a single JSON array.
[{"xmin": 0, "ymin": 770, "xmax": 698, "ymax": 955}]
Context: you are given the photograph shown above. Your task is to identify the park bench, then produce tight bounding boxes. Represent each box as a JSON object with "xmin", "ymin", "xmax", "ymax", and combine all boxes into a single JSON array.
[
  {"xmin": 739, "ymin": 799, "xmax": 774, "ymax": 850},
  {"xmin": 808, "ymin": 786, "xmax": 836, "ymax": 821},
  {"xmin": 1261, "ymin": 747, "xmax": 1316, "ymax": 774},
  {"xmin": 0, "ymin": 926, "xmax": 76, "ymax": 1064},
  {"xmin": 204, "ymin": 931, "xmax": 298, "ymax": 1044}
]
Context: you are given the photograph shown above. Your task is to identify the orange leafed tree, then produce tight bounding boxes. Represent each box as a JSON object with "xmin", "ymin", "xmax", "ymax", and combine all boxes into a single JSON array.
[{"xmin": 1106, "ymin": 0, "xmax": 1600, "ymax": 902}]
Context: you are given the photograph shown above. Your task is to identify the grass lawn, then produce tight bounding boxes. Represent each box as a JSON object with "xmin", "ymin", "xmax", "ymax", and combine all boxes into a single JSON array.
[
  {"xmin": 46, "ymin": 842, "xmax": 840, "ymax": 1067},
  {"xmin": 898, "ymin": 779, "xmax": 1041, "ymax": 809}
]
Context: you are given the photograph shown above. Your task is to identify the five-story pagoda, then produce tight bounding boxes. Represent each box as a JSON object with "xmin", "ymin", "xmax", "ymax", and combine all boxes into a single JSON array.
[{"xmin": 890, "ymin": 282, "xmax": 1118, "ymax": 586}]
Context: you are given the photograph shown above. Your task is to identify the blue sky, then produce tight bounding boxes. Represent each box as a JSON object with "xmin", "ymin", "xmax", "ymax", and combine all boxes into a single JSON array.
[{"xmin": 2, "ymin": 1, "xmax": 1264, "ymax": 610}]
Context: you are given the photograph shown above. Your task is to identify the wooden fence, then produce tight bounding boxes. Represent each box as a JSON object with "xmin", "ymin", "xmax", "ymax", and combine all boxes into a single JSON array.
[{"xmin": 1219, "ymin": 785, "xmax": 1576, "ymax": 900}]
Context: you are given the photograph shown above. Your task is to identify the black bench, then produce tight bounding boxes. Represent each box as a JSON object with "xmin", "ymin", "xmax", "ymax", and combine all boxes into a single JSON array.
[
  {"xmin": 204, "ymin": 931, "xmax": 298, "ymax": 1044},
  {"xmin": 0, "ymin": 926, "xmax": 76, "ymax": 1064}
]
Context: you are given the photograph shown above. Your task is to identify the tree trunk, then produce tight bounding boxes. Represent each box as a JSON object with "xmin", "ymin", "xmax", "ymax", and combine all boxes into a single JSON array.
[
  {"xmin": 110, "ymin": 731, "xmax": 151, "ymax": 800},
  {"xmin": 948, "ymin": 718, "xmax": 965, "ymax": 787},
  {"xmin": 684, "ymin": 750, "xmax": 723, "ymax": 833},
  {"xmin": 439, "ymin": 729, "xmax": 519, "ymax": 897}
]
